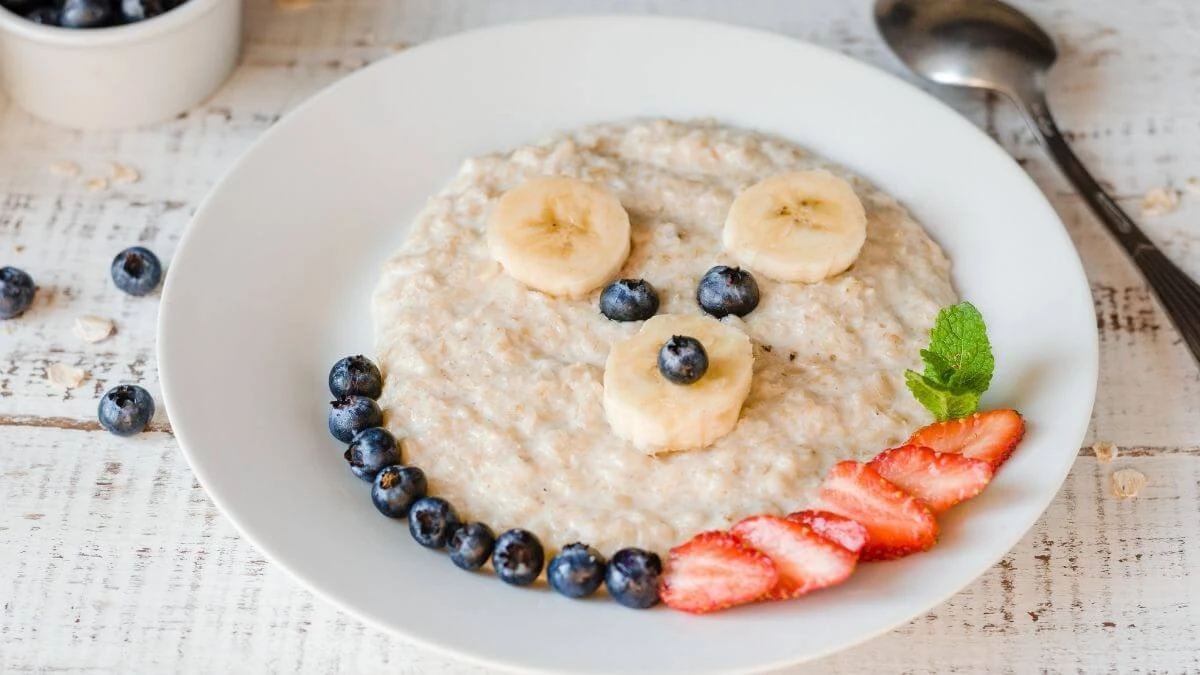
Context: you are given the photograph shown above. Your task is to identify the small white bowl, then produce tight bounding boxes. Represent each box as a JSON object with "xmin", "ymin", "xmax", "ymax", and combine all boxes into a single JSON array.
[{"xmin": 0, "ymin": 0, "xmax": 242, "ymax": 129}]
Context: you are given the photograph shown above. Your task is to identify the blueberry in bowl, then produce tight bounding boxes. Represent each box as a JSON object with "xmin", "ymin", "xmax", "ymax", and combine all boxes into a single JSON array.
[
  {"xmin": 408, "ymin": 497, "xmax": 460, "ymax": 549},
  {"xmin": 328, "ymin": 395, "xmax": 383, "ymax": 443},
  {"xmin": 492, "ymin": 529, "xmax": 545, "ymax": 587},
  {"xmin": 344, "ymin": 427, "xmax": 400, "ymax": 482},
  {"xmin": 371, "ymin": 465, "xmax": 426, "ymax": 519},
  {"xmin": 0, "ymin": 0, "xmax": 187, "ymax": 27},
  {"xmin": 448, "ymin": 522, "xmax": 496, "ymax": 571},
  {"xmin": 547, "ymin": 542, "xmax": 607, "ymax": 599},
  {"xmin": 328, "ymin": 355, "xmax": 383, "ymax": 399}
]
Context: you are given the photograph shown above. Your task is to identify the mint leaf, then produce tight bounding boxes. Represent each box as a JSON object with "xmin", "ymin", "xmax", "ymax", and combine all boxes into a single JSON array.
[
  {"xmin": 927, "ymin": 302, "xmax": 993, "ymax": 393},
  {"xmin": 906, "ymin": 301, "xmax": 995, "ymax": 421},
  {"xmin": 905, "ymin": 370, "xmax": 982, "ymax": 422}
]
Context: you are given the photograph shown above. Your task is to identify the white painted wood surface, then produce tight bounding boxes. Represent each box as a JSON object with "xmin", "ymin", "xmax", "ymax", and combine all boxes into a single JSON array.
[{"xmin": 2, "ymin": 0, "xmax": 1199, "ymax": 672}]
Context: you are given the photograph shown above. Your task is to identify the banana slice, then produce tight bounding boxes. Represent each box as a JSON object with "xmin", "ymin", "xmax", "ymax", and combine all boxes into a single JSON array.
[
  {"xmin": 604, "ymin": 314, "xmax": 754, "ymax": 454},
  {"xmin": 486, "ymin": 176, "xmax": 631, "ymax": 297},
  {"xmin": 723, "ymin": 169, "xmax": 867, "ymax": 283}
]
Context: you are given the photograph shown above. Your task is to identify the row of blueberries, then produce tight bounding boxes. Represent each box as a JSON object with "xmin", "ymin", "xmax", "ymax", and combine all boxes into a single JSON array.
[
  {"xmin": 327, "ymin": 355, "xmax": 664, "ymax": 608},
  {"xmin": 3, "ymin": 248, "xmax": 166, "ymax": 437}
]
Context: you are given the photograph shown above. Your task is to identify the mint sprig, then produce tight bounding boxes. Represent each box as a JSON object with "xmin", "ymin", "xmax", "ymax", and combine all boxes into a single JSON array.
[{"xmin": 906, "ymin": 301, "xmax": 994, "ymax": 421}]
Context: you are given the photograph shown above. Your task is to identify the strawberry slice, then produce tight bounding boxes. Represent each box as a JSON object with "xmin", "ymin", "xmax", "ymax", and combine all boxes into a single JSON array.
[
  {"xmin": 868, "ymin": 445, "xmax": 995, "ymax": 513},
  {"xmin": 813, "ymin": 460, "xmax": 938, "ymax": 561},
  {"xmin": 786, "ymin": 510, "xmax": 869, "ymax": 555},
  {"xmin": 731, "ymin": 515, "xmax": 857, "ymax": 599},
  {"xmin": 660, "ymin": 531, "xmax": 778, "ymax": 614},
  {"xmin": 906, "ymin": 409, "xmax": 1025, "ymax": 469}
]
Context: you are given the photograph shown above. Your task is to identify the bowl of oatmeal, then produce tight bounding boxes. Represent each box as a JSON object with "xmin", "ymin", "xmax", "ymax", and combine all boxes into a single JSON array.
[{"xmin": 159, "ymin": 15, "xmax": 1097, "ymax": 674}]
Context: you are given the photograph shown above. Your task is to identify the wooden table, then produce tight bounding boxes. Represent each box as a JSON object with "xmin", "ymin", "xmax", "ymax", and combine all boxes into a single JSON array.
[{"xmin": 2, "ymin": 1, "xmax": 1198, "ymax": 672}]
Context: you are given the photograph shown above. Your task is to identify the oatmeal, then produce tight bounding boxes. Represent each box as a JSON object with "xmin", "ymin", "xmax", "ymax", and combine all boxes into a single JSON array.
[{"xmin": 372, "ymin": 119, "xmax": 956, "ymax": 554}]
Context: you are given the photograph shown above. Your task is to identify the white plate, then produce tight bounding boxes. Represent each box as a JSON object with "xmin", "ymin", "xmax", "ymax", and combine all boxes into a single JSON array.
[{"xmin": 158, "ymin": 16, "xmax": 1097, "ymax": 674}]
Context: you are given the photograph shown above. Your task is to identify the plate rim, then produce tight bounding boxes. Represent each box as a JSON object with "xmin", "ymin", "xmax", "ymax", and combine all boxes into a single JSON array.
[{"xmin": 158, "ymin": 14, "xmax": 1099, "ymax": 674}]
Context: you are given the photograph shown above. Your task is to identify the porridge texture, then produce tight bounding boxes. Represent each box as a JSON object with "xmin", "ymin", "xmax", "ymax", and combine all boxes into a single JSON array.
[{"xmin": 372, "ymin": 119, "xmax": 956, "ymax": 554}]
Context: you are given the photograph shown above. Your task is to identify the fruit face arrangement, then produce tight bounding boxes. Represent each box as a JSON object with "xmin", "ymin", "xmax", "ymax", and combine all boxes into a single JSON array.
[
  {"xmin": 0, "ymin": 0, "xmax": 187, "ymax": 28},
  {"xmin": 328, "ymin": 166, "xmax": 1026, "ymax": 614}
]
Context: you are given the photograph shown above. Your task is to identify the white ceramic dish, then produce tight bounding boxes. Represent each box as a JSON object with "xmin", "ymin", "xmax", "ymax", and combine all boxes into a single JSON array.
[
  {"xmin": 0, "ymin": 0, "xmax": 240, "ymax": 129},
  {"xmin": 158, "ymin": 16, "xmax": 1097, "ymax": 674}
]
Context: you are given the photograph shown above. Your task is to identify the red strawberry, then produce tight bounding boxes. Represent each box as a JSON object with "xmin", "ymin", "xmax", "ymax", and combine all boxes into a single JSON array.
[
  {"xmin": 731, "ymin": 515, "xmax": 857, "ymax": 599},
  {"xmin": 660, "ymin": 531, "xmax": 778, "ymax": 614},
  {"xmin": 906, "ymin": 409, "xmax": 1025, "ymax": 469},
  {"xmin": 786, "ymin": 510, "xmax": 869, "ymax": 555},
  {"xmin": 868, "ymin": 445, "xmax": 995, "ymax": 513},
  {"xmin": 813, "ymin": 460, "xmax": 938, "ymax": 561}
]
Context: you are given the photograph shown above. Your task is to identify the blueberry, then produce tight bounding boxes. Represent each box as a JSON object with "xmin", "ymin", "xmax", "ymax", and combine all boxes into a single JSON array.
[
  {"xmin": 97, "ymin": 384, "xmax": 155, "ymax": 436},
  {"xmin": 24, "ymin": 6, "xmax": 60, "ymax": 23},
  {"xmin": 60, "ymin": 0, "xmax": 113, "ymax": 28},
  {"xmin": 328, "ymin": 395, "xmax": 382, "ymax": 443},
  {"xmin": 370, "ymin": 465, "xmax": 426, "ymax": 518},
  {"xmin": 605, "ymin": 548, "xmax": 662, "ymax": 609},
  {"xmin": 1, "ymin": 0, "xmax": 45, "ymax": 13},
  {"xmin": 448, "ymin": 522, "xmax": 496, "ymax": 571},
  {"xmin": 657, "ymin": 335, "xmax": 708, "ymax": 385},
  {"xmin": 119, "ymin": 0, "xmax": 165, "ymax": 22},
  {"xmin": 491, "ymin": 529, "xmax": 545, "ymax": 587},
  {"xmin": 328, "ymin": 355, "xmax": 383, "ymax": 399},
  {"xmin": 599, "ymin": 279, "xmax": 659, "ymax": 322},
  {"xmin": 344, "ymin": 427, "xmax": 400, "ymax": 482},
  {"xmin": 407, "ymin": 497, "xmax": 460, "ymax": 549},
  {"xmin": 547, "ymin": 542, "xmax": 607, "ymax": 599},
  {"xmin": 697, "ymin": 265, "xmax": 760, "ymax": 318},
  {"xmin": 111, "ymin": 246, "xmax": 163, "ymax": 296},
  {"xmin": 0, "ymin": 267, "xmax": 36, "ymax": 319}
]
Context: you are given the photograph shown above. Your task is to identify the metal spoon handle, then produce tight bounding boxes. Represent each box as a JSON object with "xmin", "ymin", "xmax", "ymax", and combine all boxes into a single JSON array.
[{"xmin": 1016, "ymin": 88, "xmax": 1200, "ymax": 364}]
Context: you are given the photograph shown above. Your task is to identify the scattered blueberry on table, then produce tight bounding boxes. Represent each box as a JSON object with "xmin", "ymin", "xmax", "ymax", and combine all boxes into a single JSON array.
[
  {"xmin": 599, "ymin": 278, "xmax": 659, "ymax": 322},
  {"xmin": 371, "ymin": 465, "xmax": 427, "ymax": 518},
  {"xmin": 0, "ymin": 266, "xmax": 36, "ymax": 319},
  {"xmin": 605, "ymin": 547, "xmax": 662, "ymax": 609},
  {"xmin": 111, "ymin": 246, "xmax": 163, "ymax": 296},
  {"xmin": 328, "ymin": 355, "xmax": 383, "ymax": 399},
  {"xmin": 97, "ymin": 384, "xmax": 155, "ymax": 436},
  {"xmin": 448, "ymin": 522, "xmax": 496, "ymax": 571},
  {"xmin": 658, "ymin": 335, "xmax": 708, "ymax": 385},
  {"xmin": 492, "ymin": 529, "xmax": 545, "ymax": 587},
  {"xmin": 344, "ymin": 427, "xmax": 400, "ymax": 482},
  {"xmin": 547, "ymin": 542, "xmax": 607, "ymax": 599},
  {"xmin": 328, "ymin": 394, "xmax": 382, "ymax": 443},
  {"xmin": 697, "ymin": 265, "xmax": 760, "ymax": 318},
  {"xmin": 408, "ymin": 496, "xmax": 460, "ymax": 549}
]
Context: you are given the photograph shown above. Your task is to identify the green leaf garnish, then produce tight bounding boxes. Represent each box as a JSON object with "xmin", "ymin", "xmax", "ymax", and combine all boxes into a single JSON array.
[{"xmin": 906, "ymin": 301, "xmax": 994, "ymax": 421}]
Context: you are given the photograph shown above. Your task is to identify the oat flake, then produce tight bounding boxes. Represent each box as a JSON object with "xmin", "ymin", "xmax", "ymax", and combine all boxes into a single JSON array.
[
  {"xmin": 84, "ymin": 177, "xmax": 109, "ymax": 193},
  {"xmin": 1092, "ymin": 441, "xmax": 1118, "ymax": 463},
  {"xmin": 1111, "ymin": 468, "xmax": 1146, "ymax": 498},
  {"xmin": 1185, "ymin": 177, "xmax": 1200, "ymax": 195},
  {"xmin": 1140, "ymin": 187, "xmax": 1179, "ymax": 217},
  {"xmin": 47, "ymin": 363, "xmax": 87, "ymax": 389},
  {"xmin": 50, "ymin": 161, "xmax": 82, "ymax": 177},
  {"xmin": 73, "ymin": 315, "xmax": 115, "ymax": 343},
  {"xmin": 110, "ymin": 163, "xmax": 141, "ymax": 184}
]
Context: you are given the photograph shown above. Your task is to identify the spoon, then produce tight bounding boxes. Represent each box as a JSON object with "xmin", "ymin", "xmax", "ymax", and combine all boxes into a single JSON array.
[{"xmin": 875, "ymin": 0, "xmax": 1200, "ymax": 365}]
